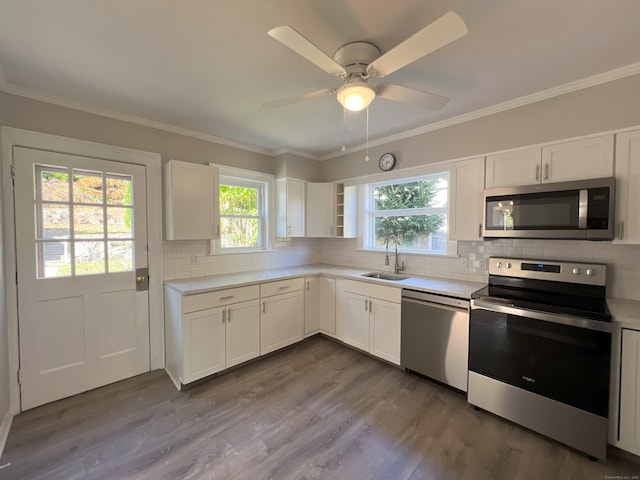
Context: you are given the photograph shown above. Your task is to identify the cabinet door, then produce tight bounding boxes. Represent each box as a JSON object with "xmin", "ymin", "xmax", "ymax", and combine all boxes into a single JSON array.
[
  {"xmin": 225, "ymin": 299, "xmax": 260, "ymax": 368},
  {"xmin": 306, "ymin": 183, "xmax": 334, "ymax": 237},
  {"xmin": 277, "ymin": 178, "xmax": 306, "ymax": 237},
  {"xmin": 614, "ymin": 130, "xmax": 640, "ymax": 244},
  {"xmin": 485, "ymin": 146, "xmax": 541, "ymax": 188},
  {"xmin": 165, "ymin": 160, "xmax": 220, "ymax": 241},
  {"xmin": 369, "ymin": 298, "xmax": 401, "ymax": 365},
  {"xmin": 304, "ymin": 277, "xmax": 320, "ymax": 334},
  {"xmin": 318, "ymin": 277, "xmax": 336, "ymax": 335},
  {"xmin": 619, "ymin": 329, "xmax": 640, "ymax": 455},
  {"xmin": 261, "ymin": 290, "xmax": 304, "ymax": 354},
  {"xmin": 183, "ymin": 306, "xmax": 225, "ymax": 383},
  {"xmin": 542, "ymin": 135, "xmax": 614, "ymax": 183},
  {"xmin": 342, "ymin": 292, "xmax": 370, "ymax": 352},
  {"xmin": 450, "ymin": 157, "xmax": 484, "ymax": 241}
]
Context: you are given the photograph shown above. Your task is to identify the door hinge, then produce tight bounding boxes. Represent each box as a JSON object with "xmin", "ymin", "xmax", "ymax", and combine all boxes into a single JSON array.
[
  {"xmin": 17, "ymin": 369, "xmax": 21, "ymax": 385},
  {"xmin": 10, "ymin": 164, "xmax": 15, "ymax": 180}
]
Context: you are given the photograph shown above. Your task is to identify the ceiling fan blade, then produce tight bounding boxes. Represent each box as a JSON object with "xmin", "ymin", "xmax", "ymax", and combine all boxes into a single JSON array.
[
  {"xmin": 263, "ymin": 88, "xmax": 336, "ymax": 109},
  {"xmin": 368, "ymin": 11, "xmax": 467, "ymax": 78},
  {"xmin": 268, "ymin": 26, "xmax": 347, "ymax": 77},
  {"xmin": 376, "ymin": 83, "xmax": 449, "ymax": 110}
]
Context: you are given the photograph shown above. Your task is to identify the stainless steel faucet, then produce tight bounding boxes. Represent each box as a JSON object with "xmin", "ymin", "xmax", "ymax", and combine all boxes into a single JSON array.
[{"xmin": 385, "ymin": 234, "xmax": 405, "ymax": 274}]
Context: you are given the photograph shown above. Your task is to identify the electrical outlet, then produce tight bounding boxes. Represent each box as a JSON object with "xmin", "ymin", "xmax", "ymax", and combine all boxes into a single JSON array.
[
  {"xmin": 478, "ymin": 259, "xmax": 487, "ymax": 270},
  {"xmin": 191, "ymin": 254, "xmax": 198, "ymax": 264}
]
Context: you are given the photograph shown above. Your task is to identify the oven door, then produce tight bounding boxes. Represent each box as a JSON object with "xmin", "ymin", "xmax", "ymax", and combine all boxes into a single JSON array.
[{"xmin": 469, "ymin": 299, "xmax": 611, "ymax": 417}]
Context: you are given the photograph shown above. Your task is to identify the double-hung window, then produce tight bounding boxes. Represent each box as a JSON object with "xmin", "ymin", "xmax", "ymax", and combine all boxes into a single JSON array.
[
  {"xmin": 210, "ymin": 167, "xmax": 272, "ymax": 254},
  {"xmin": 363, "ymin": 172, "xmax": 449, "ymax": 254}
]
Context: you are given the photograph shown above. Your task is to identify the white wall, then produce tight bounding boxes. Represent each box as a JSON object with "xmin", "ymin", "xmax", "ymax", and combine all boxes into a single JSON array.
[{"xmin": 0, "ymin": 94, "xmax": 10, "ymax": 429}]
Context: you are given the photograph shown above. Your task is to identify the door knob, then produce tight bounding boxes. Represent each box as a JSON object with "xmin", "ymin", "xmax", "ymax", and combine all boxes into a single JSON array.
[
  {"xmin": 136, "ymin": 275, "xmax": 145, "ymax": 284},
  {"xmin": 135, "ymin": 268, "xmax": 149, "ymax": 291}
]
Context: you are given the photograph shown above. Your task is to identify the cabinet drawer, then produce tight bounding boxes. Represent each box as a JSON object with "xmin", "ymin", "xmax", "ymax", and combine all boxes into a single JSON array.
[
  {"xmin": 183, "ymin": 285, "xmax": 260, "ymax": 313},
  {"xmin": 261, "ymin": 278, "xmax": 304, "ymax": 297},
  {"xmin": 343, "ymin": 279, "xmax": 401, "ymax": 303}
]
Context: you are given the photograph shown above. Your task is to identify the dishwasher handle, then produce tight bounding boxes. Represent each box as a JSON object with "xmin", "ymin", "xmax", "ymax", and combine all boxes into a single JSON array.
[
  {"xmin": 401, "ymin": 289, "xmax": 468, "ymax": 310},
  {"xmin": 402, "ymin": 296, "xmax": 468, "ymax": 314}
]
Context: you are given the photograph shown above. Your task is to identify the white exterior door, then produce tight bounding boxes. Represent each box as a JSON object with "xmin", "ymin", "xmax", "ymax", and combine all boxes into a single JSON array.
[{"xmin": 14, "ymin": 147, "xmax": 150, "ymax": 410}]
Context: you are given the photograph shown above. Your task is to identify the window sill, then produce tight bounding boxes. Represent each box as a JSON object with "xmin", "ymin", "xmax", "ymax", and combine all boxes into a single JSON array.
[
  {"xmin": 355, "ymin": 248, "xmax": 460, "ymax": 259},
  {"xmin": 209, "ymin": 249, "xmax": 277, "ymax": 256}
]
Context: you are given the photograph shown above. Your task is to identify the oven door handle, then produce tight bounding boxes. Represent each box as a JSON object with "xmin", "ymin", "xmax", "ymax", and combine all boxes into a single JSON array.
[{"xmin": 470, "ymin": 299, "xmax": 612, "ymax": 333}]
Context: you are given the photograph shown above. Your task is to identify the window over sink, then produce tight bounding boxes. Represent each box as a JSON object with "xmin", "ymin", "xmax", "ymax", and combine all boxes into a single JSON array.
[{"xmin": 363, "ymin": 171, "xmax": 449, "ymax": 255}]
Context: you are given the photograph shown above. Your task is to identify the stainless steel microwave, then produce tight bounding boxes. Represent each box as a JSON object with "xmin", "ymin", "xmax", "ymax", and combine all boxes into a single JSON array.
[{"xmin": 482, "ymin": 177, "xmax": 615, "ymax": 240}]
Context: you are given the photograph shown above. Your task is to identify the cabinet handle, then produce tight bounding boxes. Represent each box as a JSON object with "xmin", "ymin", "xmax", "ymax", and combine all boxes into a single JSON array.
[
  {"xmin": 544, "ymin": 163, "xmax": 549, "ymax": 180},
  {"xmin": 287, "ymin": 225, "xmax": 291, "ymax": 236},
  {"xmin": 278, "ymin": 285, "xmax": 290, "ymax": 290},
  {"xmin": 618, "ymin": 221, "xmax": 625, "ymax": 240},
  {"xmin": 262, "ymin": 301, "xmax": 266, "ymax": 313},
  {"xmin": 330, "ymin": 226, "xmax": 333, "ymax": 236},
  {"xmin": 478, "ymin": 223, "xmax": 482, "ymax": 239},
  {"xmin": 219, "ymin": 295, "xmax": 234, "ymax": 301},
  {"xmin": 227, "ymin": 307, "xmax": 231, "ymax": 322},
  {"xmin": 222, "ymin": 308, "xmax": 226, "ymax": 324},
  {"xmin": 535, "ymin": 164, "xmax": 540, "ymax": 181},
  {"xmin": 216, "ymin": 224, "xmax": 221, "ymax": 237},
  {"xmin": 306, "ymin": 280, "xmax": 309, "ymax": 291},
  {"xmin": 364, "ymin": 299, "xmax": 368, "ymax": 312},
  {"xmin": 369, "ymin": 299, "xmax": 372, "ymax": 312}
]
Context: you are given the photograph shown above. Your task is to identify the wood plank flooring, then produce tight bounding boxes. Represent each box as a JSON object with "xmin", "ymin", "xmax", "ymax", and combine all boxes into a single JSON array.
[{"xmin": 2, "ymin": 336, "xmax": 639, "ymax": 479}]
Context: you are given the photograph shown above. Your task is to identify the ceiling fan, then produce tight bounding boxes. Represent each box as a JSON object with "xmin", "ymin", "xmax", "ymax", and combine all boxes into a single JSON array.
[{"xmin": 265, "ymin": 11, "xmax": 467, "ymax": 112}]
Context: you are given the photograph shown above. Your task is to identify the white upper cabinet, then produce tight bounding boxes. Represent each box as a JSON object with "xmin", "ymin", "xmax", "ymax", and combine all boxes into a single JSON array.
[
  {"xmin": 485, "ymin": 146, "xmax": 541, "ymax": 188},
  {"xmin": 485, "ymin": 135, "xmax": 614, "ymax": 188},
  {"xmin": 165, "ymin": 160, "xmax": 220, "ymax": 240},
  {"xmin": 541, "ymin": 135, "xmax": 614, "ymax": 183},
  {"xmin": 306, "ymin": 182, "xmax": 334, "ymax": 237},
  {"xmin": 276, "ymin": 178, "xmax": 305, "ymax": 237},
  {"xmin": 449, "ymin": 157, "xmax": 485, "ymax": 241},
  {"xmin": 614, "ymin": 129, "xmax": 640, "ymax": 244}
]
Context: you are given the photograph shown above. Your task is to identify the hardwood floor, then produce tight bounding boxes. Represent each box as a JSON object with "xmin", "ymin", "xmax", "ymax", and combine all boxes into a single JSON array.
[{"xmin": 2, "ymin": 336, "xmax": 638, "ymax": 479}]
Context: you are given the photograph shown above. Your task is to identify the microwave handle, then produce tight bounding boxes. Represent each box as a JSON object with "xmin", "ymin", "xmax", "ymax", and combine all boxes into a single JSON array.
[{"xmin": 578, "ymin": 189, "xmax": 588, "ymax": 229}]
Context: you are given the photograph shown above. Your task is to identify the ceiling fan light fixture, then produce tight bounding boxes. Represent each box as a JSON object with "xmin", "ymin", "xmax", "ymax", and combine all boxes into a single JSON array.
[{"xmin": 336, "ymin": 81, "xmax": 375, "ymax": 112}]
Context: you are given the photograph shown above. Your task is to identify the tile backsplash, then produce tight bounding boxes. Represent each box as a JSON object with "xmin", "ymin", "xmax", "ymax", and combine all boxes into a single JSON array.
[{"xmin": 163, "ymin": 237, "xmax": 640, "ymax": 301}]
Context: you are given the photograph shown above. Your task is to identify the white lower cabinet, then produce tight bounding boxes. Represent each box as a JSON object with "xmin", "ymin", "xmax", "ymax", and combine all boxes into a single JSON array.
[
  {"xmin": 261, "ymin": 279, "xmax": 304, "ymax": 354},
  {"xmin": 304, "ymin": 276, "xmax": 336, "ymax": 336},
  {"xmin": 619, "ymin": 328, "xmax": 640, "ymax": 455},
  {"xmin": 339, "ymin": 280, "xmax": 401, "ymax": 365},
  {"xmin": 164, "ymin": 285, "xmax": 260, "ymax": 387}
]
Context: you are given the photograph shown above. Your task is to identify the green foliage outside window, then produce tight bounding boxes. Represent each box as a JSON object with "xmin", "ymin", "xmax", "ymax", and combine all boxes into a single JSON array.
[
  {"xmin": 220, "ymin": 184, "xmax": 260, "ymax": 248},
  {"xmin": 373, "ymin": 178, "xmax": 446, "ymax": 249}
]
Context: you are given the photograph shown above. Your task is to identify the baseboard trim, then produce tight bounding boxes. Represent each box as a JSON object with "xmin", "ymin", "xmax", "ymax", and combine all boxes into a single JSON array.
[{"xmin": 0, "ymin": 411, "xmax": 13, "ymax": 459}]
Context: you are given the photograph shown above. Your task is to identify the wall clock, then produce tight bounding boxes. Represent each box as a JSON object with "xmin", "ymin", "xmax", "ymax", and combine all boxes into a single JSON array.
[{"xmin": 379, "ymin": 153, "xmax": 396, "ymax": 171}]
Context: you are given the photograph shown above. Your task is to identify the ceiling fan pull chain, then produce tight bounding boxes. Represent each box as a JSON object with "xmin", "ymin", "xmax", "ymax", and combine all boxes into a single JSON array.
[
  {"xmin": 341, "ymin": 107, "xmax": 347, "ymax": 152},
  {"xmin": 365, "ymin": 106, "xmax": 370, "ymax": 161}
]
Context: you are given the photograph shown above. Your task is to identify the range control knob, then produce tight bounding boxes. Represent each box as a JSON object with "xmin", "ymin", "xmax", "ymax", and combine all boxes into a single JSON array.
[
  {"xmin": 586, "ymin": 269, "xmax": 597, "ymax": 277},
  {"xmin": 505, "ymin": 262, "xmax": 512, "ymax": 269},
  {"xmin": 572, "ymin": 268, "xmax": 582, "ymax": 275},
  {"xmin": 495, "ymin": 262, "xmax": 502, "ymax": 268}
]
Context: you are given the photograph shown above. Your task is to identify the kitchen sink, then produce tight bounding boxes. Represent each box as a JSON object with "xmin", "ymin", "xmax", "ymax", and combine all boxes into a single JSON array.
[{"xmin": 361, "ymin": 272, "xmax": 410, "ymax": 281}]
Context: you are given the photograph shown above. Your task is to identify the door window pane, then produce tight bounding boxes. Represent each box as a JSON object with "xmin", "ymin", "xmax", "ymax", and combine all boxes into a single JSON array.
[
  {"xmin": 73, "ymin": 170, "xmax": 103, "ymax": 204},
  {"xmin": 75, "ymin": 241, "xmax": 106, "ymax": 275},
  {"xmin": 74, "ymin": 206, "xmax": 104, "ymax": 239},
  {"xmin": 106, "ymin": 175, "xmax": 132, "ymax": 206},
  {"xmin": 107, "ymin": 207, "xmax": 133, "ymax": 238},
  {"xmin": 108, "ymin": 241, "xmax": 133, "ymax": 272},
  {"xmin": 37, "ymin": 242, "xmax": 71, "ymax": 278},
  {"xmin": 40, "ymin": 170, "xmax": 69, "ymax": 202},
  {"xmin": 39, "ymin": 205, "xmax": 70, "ymax": 239}
]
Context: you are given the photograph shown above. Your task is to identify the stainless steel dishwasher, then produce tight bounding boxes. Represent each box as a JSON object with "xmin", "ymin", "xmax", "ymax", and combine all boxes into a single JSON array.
[{"xmin": 401, "ymin": 289, "xmax": 470, "ymax": 392}]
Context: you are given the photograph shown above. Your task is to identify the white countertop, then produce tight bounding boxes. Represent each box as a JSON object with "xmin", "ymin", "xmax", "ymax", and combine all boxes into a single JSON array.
[
  {"xmin": 608, "ymin": 298, "xmax": 640, "ymax": 329},
  {"xmin": 164, "ymin": 263, "xmax": 485, "ymax": 299}
]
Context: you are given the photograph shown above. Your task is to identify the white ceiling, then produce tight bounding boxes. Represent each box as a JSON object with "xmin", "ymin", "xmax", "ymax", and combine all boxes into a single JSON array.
[{"xmin": 1, "ymin": 0, "xmax": 640, "ymax": 159}]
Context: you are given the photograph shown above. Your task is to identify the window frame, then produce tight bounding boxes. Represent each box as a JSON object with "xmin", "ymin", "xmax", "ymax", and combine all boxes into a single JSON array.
[
  {"xmin": 209, "ymin": 164, "xmax": 274, "ymax": 255},
  {"xmin": 362, "ymin": 171, "xmax": 451, "ymax": 256}
]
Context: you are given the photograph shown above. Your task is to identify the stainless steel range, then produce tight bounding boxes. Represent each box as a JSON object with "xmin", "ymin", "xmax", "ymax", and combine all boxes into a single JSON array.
[{"xmin": 468, "ymin": 257, "xmax": 612, "ymax": 460}]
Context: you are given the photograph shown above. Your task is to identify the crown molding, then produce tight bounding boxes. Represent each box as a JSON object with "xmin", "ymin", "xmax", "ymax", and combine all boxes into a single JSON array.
[
  {"xmin": 271, "ymin": 147, "xmax": 322, "ymax": 161},
  {"xmin": 320, "ymin": 62, "xmax": 640, "ymax": 160},
  {"xmin": 0, "ymin": 83, "xmax": 277, "ymax": 157}
]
